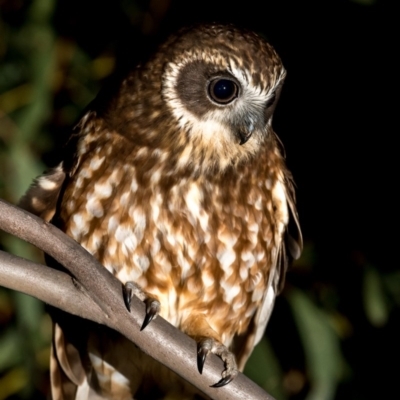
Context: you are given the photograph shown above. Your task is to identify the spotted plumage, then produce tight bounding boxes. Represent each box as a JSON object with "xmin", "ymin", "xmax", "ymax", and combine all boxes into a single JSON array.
[{"xmin": 20, "ymin": 23, "xmax": 302, "ymax": 399}]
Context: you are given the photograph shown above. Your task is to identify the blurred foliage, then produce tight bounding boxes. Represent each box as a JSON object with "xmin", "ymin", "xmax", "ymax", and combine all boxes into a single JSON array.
[{"xmin": 0, "ymin": 0, "xmax": 397, "ymax": 399}]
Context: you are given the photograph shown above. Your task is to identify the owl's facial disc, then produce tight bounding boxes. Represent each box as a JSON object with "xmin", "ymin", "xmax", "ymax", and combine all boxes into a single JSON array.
[
  {"xmin": 169, "ymin": 60, "xmax": 274, "ymax": 145},
  {"xmin": 161, "ymin": 41, "xmax": 286, "ymax": 170}
]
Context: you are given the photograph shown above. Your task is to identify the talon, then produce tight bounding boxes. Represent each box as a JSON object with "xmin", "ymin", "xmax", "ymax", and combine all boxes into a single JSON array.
[
  {"xmin": 197, "ymin": 337, "xmax": 238, "ymax": 385},
  {"xmin": 211, "ymin": 375, "xmax": 234, "ymax": 388},
  {"xmin": 140, "ymin": 299, "xmax": 160, "ymax": 331},
  {"xmin": 197, "ymin": 346, "xmax": 208, "ymax": 374},
  {"xmin": 123, "ymin": 284, "xmax": 133, "ymax": 312},
  {"xmin": 123, "ymin": 282, "xmax": 160, "ymax": 330}
]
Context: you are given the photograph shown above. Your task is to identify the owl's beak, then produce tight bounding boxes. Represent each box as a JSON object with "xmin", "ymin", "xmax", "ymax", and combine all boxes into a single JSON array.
[
  {"xmin": 238, "ymin": 130, "xmax": 253, "ymax": 145},
  {"xmin": 237, "ymin": 117, "xmax": 258, "ymax": 145}
]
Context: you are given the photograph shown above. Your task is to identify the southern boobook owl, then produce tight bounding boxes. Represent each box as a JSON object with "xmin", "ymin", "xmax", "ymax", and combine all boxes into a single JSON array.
[{"xmin": 20, "ymin": 23, "xmax": 302, "ymax": 400}]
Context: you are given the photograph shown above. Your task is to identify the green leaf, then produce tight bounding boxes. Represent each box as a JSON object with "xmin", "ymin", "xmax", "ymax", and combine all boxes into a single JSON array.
[
  {"xmin": 288, "ymin": 289, "xmax": 343, "ymax": 400},
  {"xmin": 363, "ymin": 265, "xmax": 388, "ymax": 327},
  {"xmin": 244, "ymin": 337, "xmax": 287, "ymax": 400},
  {"xmin": 0, "ymin": 329, "xmax": 23, "ymax": 371}
]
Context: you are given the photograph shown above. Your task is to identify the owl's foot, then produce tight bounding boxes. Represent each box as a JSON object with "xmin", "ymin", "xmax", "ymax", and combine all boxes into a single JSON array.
[
  {"xmin": 123, "ymin": 281, "xmax": 161, "ymax": 330},
  {"xmin": 197, "ymin": 338, "xmax": 238, "ymax": 387}
]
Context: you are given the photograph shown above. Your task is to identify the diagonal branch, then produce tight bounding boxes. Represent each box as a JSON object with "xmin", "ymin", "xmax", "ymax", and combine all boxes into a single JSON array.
[{"xmin": 0, "ymin": 198, "xmax": 275, "ymax": 400}]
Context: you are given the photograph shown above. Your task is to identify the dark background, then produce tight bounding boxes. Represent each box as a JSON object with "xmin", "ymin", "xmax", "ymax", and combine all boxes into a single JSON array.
[{"xmin": 0, "ymin": 0, "xmax": 397, "ymax": 399}]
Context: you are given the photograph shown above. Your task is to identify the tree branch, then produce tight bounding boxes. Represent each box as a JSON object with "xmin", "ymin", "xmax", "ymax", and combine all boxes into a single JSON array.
[{"xmin": 0, "ymin": 198, "xmax": 275, "ymax": 400}]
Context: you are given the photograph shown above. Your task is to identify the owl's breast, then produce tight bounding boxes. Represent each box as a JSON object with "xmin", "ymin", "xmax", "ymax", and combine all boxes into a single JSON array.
[{"xmin": 60, "ymin": 143, "xmax": 285, "ymax": 342}]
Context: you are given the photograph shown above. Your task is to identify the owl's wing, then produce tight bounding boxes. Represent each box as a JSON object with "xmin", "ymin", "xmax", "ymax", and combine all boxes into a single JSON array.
[
  {"xmin": 50, "ymin": 322, "xmax": 88, "ymax": 400},
  {"xmin": 18, "ymin": 163, "xmax": 66, "ymax": 222},
  {"xmin": 19, "ymin": 163, "xmax": 95, "ymax": 399},
  {"xmin": 234, "ymin": 176, "xmax": 302, "ymax": 370}
]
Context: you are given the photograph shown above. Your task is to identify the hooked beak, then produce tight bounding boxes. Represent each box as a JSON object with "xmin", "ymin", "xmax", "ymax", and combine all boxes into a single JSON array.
[
  {"xmin": 237, "ymin": 118, "xmax": 256, "ymax": 145},
  {"xmin": 238, "ymin": 130, "xmax": 253, "ymax": 145},
  {"xmin": 236, "ymin": 82, "xmax": 283, "ymax": 146}
]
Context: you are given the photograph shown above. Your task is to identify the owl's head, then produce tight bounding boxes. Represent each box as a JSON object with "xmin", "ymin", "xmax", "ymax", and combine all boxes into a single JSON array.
[
  {"xmin": 160, "ymin": 24, "xmax": 286, "ymax": 171},
  {"xmin": 106, "ymin": 24, "xmax": 286, "ymax": 173}
]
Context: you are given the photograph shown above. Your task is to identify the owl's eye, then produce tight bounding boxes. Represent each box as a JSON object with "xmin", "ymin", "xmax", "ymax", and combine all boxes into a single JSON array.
[{"xmin": 208, "ymin": 78, "xmax": 238, "ymax": 104}]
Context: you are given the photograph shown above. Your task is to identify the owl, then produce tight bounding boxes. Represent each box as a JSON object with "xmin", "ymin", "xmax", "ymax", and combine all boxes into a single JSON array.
[{"xmin": 20, "ymin": 23, "xmax": 302, "ymax": 399}]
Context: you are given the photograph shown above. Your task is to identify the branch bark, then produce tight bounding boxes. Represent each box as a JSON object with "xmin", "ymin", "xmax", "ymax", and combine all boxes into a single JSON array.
[{"xmin": 0, "ymin": 198, "xmax": 275, "ymax": 400}]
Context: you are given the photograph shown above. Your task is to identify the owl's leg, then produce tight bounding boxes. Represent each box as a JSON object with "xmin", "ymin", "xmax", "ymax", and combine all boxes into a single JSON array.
[
  {"xmin": 182, "ymin": 315, "xmax": 238, "ymax": 387},
  {"xmin": 123, "ymin": 281, "xmax": 161, "ymax": 330}
]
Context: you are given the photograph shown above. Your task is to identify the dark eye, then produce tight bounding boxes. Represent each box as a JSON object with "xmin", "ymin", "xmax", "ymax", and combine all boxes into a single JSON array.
[{"xmin": 208, "ymin": 78, "xmax": 238, "ymax": 104}]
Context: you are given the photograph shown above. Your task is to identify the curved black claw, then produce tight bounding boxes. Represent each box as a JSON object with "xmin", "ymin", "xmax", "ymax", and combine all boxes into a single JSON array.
[
  {"xmin": 211, "ymin": 375, "xmax": 235, "ymax": 388},
  {"xmin": 140, "ymin": 300, "xmax": 159, "ymax": 331},
  {"xmin": 122, "ymin": 284, "xmax": 133, "ymax": 312},
  {"xmin": 197, "ymin": 346, "xmax": 208, "ymax": 374}
]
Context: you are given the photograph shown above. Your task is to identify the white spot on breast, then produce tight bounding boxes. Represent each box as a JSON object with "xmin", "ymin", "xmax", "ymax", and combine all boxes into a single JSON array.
[
  {"xmin": 131, "ymin": 177, "xmax": 138, "ymax": 192},
  {"xmin": 122, "ymin": 235, "xmax": 138, "ymax": 253},
  {"xmin": 256, "ymin": 250, "xmax": 266, "ymax": 262},
  {"xmin": 232, "ymin": 294, "xmax": 247, "ymax": 312},
  {"xmin": 272, "ymin": 178, "xmax": 289, "ymax": 235},
  {"xmin": 119, "ymin": 191, "xmax": 130, "ymax": 207},
  {"xmin": 89, "ymin": 155, "xmax": 105, "ymax": 171},
  {"xmin": 151, "ymin": 237, "xmax": 161, "ymax": 256},
  {"xmin": 115, "ymin": 225, "xmax": 130, "ymax": 243},
  {"xmin": 71, "ymin": 213, "xmax": 89, "ymax": 236},
  {"xmin": 245, "ymin": 303, "xmax": 257, "ymax": 318},
  {"xmin": 202, "ymin": 271, "xmax": 215, "ymax": 288},
  {"xmin": 247, "ymin": 271, "xmax": 263, "ymax": 292},
  {"xmin": 108, "ymin": 215, "xmax": 119, "ymax": 232},
  {"xmin": 150, "ymin": 169, "xmax": 161, "ymax": 184},
  {"xmin": 94, "ymin": 181, "xmax": 112, "ymax": 199},
  {"xmin": 107, "ymin": 241, "xmax": 117, "ymax": 257},
  {"xmin": 150, "ymin": 193, "xmax": 162, "ymax": 221},
  {"xmin": 133, "ymin": 254, "xmax": 150, "ymax": 272},
  {"xmin": 254, "ymin": 195, "xmax": 262, "ymax": 210},
  {"xmin": 184, "ymin": 184, "xmax": 200, "ymax": 215},
  {"xmin": 130, "ymin": 209, "xmax": 146, "ymax": 242},
  {"xmin": 217, "ymin": 249, "xmax": 236, "ymax": 270},
  {"xmin": 218, "ymin": 230, "xmax": 238, "ymax": 248},
  {"xmin": 248, "ymin": 223, "xmax": 259, "ymax": 234},
  {"xmin": 251, "ymin": 287, "xmax": 264, "ymax": 302},
  {"xmin": 184, "ymin": 183, "xmax": 210, "ymax": 232},
  {"xmin": 116, "ymin": 266, "xmax": 142, "ymax": 283},
  {"xmin": 86, "ymin": 195, "xmax": 104, "ymax": 218},
  {"xmin": 239, "ymin": 266, "xmax": 248, "ymax": 281},
  {"xmin": 80, "ymin": 167, "xmax": 92, "ymax": 179},
  {"xmin": 75, "ymin": 176, "xmax": 84, "ymax": 189},
  {"xmin": 221, "ymin": 280, "xmax": 241, "ymax": 303},
  {"xmin": 67, "ymin": 199, "xmax": 76, "ymax": 213},
  {"xmin": 241, "ymin": 251, "xmax": 256, "ymax": 268},
  {"xmin": 153, "ymin": 253, "xmax": 172, "ymax": 275},
  {"xmin": 84, "ymin": 233, "xmax": 102, "ymax": 254},
  {"xmin": 38, "ymin": 178, "xmax": 57, "ymax": 190},
  {"xmin": 177, "ymin": 253, "xmax": 191, "ymax": 279}
]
